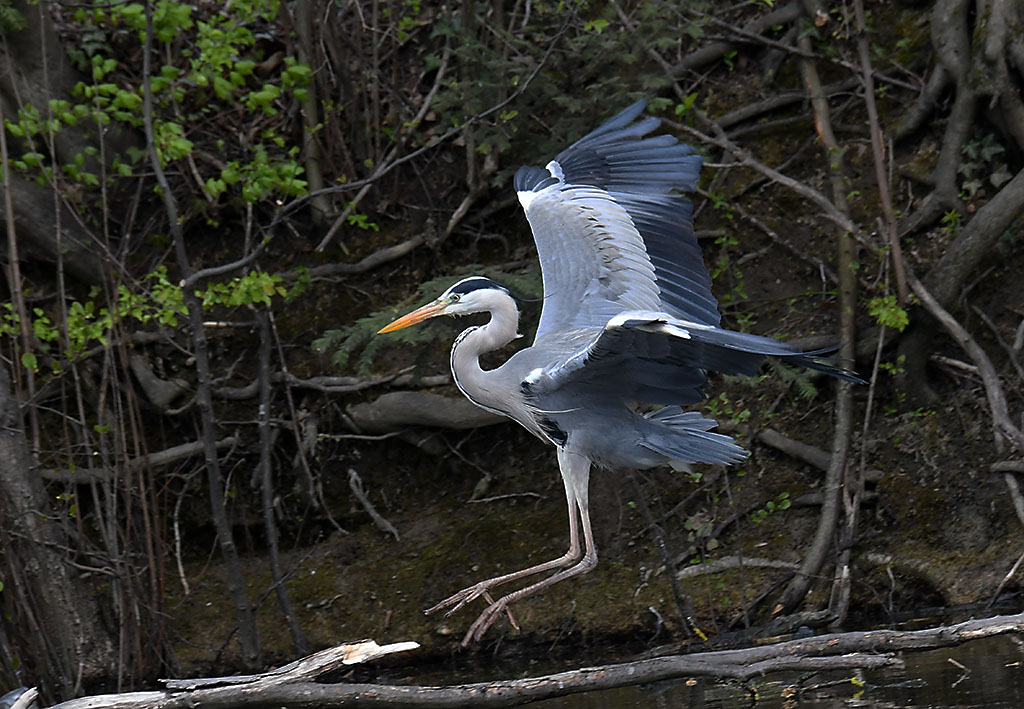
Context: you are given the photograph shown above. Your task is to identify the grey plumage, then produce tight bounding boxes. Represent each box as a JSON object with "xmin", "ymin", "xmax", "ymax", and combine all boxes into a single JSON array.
[{"xmin": 378, "ymin": 99, "xmax": 862, "ymax": 644}]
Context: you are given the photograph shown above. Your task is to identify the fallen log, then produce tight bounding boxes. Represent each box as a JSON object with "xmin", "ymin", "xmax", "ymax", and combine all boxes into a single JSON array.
[{"xmin": 40, "ymin": 613, "xmax": 1024, "ymax": 708}]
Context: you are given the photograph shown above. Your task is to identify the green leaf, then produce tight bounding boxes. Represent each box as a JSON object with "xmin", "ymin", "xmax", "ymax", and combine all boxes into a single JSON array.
[
  {"xmin": 21, "ymin": 352, "xmax": 38, "ymax": 372},
  {"xmin": 868, "ymin": 295, "xmax": 909, "ymax": 332}
]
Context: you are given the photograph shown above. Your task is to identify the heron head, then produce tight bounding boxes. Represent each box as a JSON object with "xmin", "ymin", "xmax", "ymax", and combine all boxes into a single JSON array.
[{"xmin": 377, "ymin": 277, "xmax": 513, "ymax": 333}]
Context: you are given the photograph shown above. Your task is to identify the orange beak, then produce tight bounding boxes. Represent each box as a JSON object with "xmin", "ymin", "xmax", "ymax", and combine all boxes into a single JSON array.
[{"xmin": 377, "ymin": 299, "xmax": 448, "ymax": 334}]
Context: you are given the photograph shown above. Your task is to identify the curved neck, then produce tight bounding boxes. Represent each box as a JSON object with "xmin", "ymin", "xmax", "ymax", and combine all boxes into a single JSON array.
[{"xmin": 450, "ymin": 291, "xmax": 519, "ymax": 412}]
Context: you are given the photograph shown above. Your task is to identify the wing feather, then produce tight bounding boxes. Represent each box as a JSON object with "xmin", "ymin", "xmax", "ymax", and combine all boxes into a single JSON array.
[
  {"xmin": 528, "ymin": 313, "xmax": 864, "ymax": 405},
  {"xmin": 515, "ymin": 99, "xmax": 718, "ymax": 346}
]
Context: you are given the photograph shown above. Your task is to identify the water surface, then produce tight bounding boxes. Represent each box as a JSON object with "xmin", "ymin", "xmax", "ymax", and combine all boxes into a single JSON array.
[{"xmin": 530, "ymin": 635, "xmax": 1024, "ymax": 708}]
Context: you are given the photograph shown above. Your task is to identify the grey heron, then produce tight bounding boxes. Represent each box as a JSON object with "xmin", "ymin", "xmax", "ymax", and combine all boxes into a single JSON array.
[{"xmin": 378, "ymin": 100, "xmax": 861, "ymax": 645}]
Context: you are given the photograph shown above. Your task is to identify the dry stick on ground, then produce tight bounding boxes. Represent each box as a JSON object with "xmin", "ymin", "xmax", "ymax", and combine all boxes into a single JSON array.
[
  {"xmin": 754, "ymin": 428, "xmax": 884, "ymax": 484},
  {"xmin": 141, "ymin": 2, "xmax": 259, "ymax": 666},
  {"xmin": 777, "ymin": 3, "xmax": 858, "ymax": 620},
  {"xmin": 42, "ymin": 614, "xmax": 1024, "ymax": 709},
  {"xmin": 348, "ymin": 469, "xmax": 400, "ymax": 540},
  {"xmin": 714, "ymin": 76, "xmax": 858, "ymax": 130},
  {"xmin": 987, "ymin": 461, "xmax": 1024, "ymax": 609},
  {"xmin": 696, "ymin": 7, "xmax": 920, "ymax": 93}
]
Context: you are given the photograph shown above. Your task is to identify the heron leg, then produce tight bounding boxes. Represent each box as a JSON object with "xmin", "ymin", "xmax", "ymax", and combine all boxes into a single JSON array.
[
  {"xmin": 425, "ymin": 449, "xmax": 585, "ymax": 618},
  {"xmin": 462, "ymin": 450, "xmax": 597, "ymax": 645}
]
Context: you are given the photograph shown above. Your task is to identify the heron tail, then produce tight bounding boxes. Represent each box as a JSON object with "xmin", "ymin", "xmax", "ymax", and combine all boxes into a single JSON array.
[{"xmin": 640, "ymin": 406, "xmax": 748, "ymax": 466}]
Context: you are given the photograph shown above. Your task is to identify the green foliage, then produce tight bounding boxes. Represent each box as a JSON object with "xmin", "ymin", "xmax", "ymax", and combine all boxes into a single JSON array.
[
  {"xmin": 709, "ymin": 230, "xmax": 750, "ymax": 315},
  {"xmin": 879, "ymin": 353, "xmax": 905, "ymax": 378},
  {"xmin": 750, "ymin": 492, "xmax": 790, "ymax": 524},
  {"xmin": 674, "ymin": 92, "xmax": 699, "ymax": 118},
  {"xmin": 6, "ymin": 267, "xmax": 290, "ymax": 373},
  {"xmin": 425, "ymin": 1, "xmax": 712, "ymax": 185},
  {"xmin": 683, "ymin": 511, "xmax": 719, "ymax": 552},
  {"xmin": 868, "ymin": 294, "xmax": 909, "ymax": 332},
  {"xmin": 704, "ymin": 392, "xmax": 751, "ymax": 425},
  {"xmin": 345, "ymin": 202, "xmax": 380, "ymax": 232},
  {"xmin": 207, "ymin": 145, "xmax": 307, "ymax": 202},
  {"xmin": 767, "ymin": 360, "xmax": 820, "ymax": 400},
  {"xmin": 940, "ymin": 209, "xmax": 961, "ymax": 235},
  {"xmin": 0, "ymin": 0, "xmax": 26, "ymax": 34},
  {"xmin": 314, "ymin": 266, "xmax": 542, "ymax": 374},
  {"xmin": 5, "ymin": 0, "xmax": 309, "ymax": 213},
  {"xmin": 960, "ymin": 132, "xmax": 1011, "ymax": 199}
]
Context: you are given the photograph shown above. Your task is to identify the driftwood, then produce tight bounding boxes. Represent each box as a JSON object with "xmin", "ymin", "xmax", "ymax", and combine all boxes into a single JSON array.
[
  {"xmin": 37, "ymin": 437, "xmax": 237, "ymax": 483},
  {"xmin": 37, "ymin": 614, "xmax": 1024, "ymax": 708},
  {"xmin": 347, "ymin": 391, "xmax": 505, "ymax": 433}
]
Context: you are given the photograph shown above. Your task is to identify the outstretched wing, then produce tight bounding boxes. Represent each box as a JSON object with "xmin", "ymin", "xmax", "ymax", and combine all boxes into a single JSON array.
[
  {"xmin": 514, "ymin": 100, "xmax": 718, "ymax": 347},
  {"xmin": 525, "ymin": 313, "xmax": 864, "ymax": 406}
]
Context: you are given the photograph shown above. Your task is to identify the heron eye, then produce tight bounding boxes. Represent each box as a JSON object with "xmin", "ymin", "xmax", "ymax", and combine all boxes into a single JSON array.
[{"xmin": 450, "ymin": 293, "xmax": 461, "ymax": 302}]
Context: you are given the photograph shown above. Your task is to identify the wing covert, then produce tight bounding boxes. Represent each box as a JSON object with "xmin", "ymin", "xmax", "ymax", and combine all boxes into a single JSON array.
[{"xmin": 526, "ymin": 312, "xmax": 864, "ymax": 405}]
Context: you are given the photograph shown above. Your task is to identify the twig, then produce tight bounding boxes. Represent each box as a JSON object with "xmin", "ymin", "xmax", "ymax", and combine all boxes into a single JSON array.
[
  {"xmin": 37, "ymin": 437, "xmax": 237, "ymax": 483},
  {"xmin": 467, "ymin": 492, "xmax": 543, "ymax": 504},
  {"xmin": 629, "ymin": 472, "xmax": 698, "ymax": 636},
  {"xmin": 985, "ymin": 547, "xmax": 1024, "ymax": 610},
  {"xmin": 699, "ymin": 10, "xmax": 920, "ymax": 93},
  {"xmin": 142, "ymin": 1, "xmax": 259, "ymax": 665},
  {"xmin": 930, "ymin": 354, "xmax": 979, "ymax": 375},
  {"xmin": 215, "ymin": 371, "xmax": 414, "ymax": 399},
  {"xmin": 348, "ymin": 469, "xmax": 400, "ymax": 540},
  {"xmin": 256, "ymin": 308, "xmax": 309, "ymax": 654},
  {"xmin": 714, "ymin": 77, "xmax": 857, "ymax": 129},
  {"xmin": 973, "ymin": 306, "xmax": 1024, "ymax": 381},
  {"xmin": 908, "ymin": 272, "xmax": 1024, "ymax": 454},
  {"xmin": 314, "ymin": 41, "xmax": 451, "ymax": 251},
  {"xmin": 708, "ymin": 191, "xmax": 839, "ymax": 285},
  {"xmin": 308, "ymin": 12, "xmax": 573, "ymax": 252},
  {"xmin": 668, "ymin": 116, "xmax": 859, "ymax": 236},
  {"xmin": 677, "ymin": 556, "xmax": 799, "ymax": 580},
  {"xmin": 670, "ymin": 2, "xmax": 805, "ymax": 76},
  {"xmin": 306, "ymin": 234, "xmax": 428, "ymax": 277},
  {"xmin": 779, "ymin": 11, "xmax": 858, "ymax": 618},
  {"xmin": 854, "ymin": 0, "xmax": 907, "ymax": 303},
  {"xmin": 991, "ymin": 461, "xmax": 1024, "ymax": 528}
]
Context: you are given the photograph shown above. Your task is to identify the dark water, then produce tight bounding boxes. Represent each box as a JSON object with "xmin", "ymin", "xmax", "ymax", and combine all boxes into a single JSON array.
[{"xmin": 531, "ymin": 635, "xmax": 1024, "ymax": 708}]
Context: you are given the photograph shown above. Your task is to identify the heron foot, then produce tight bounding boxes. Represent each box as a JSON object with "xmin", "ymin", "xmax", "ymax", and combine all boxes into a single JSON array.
[
  {"xmin": 461, "ymin": 596, "xmax": 519, "ymax": 647},
  {"xmin": 424, "ymin": 581, "xmax": 495, "ymax": 617}
]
